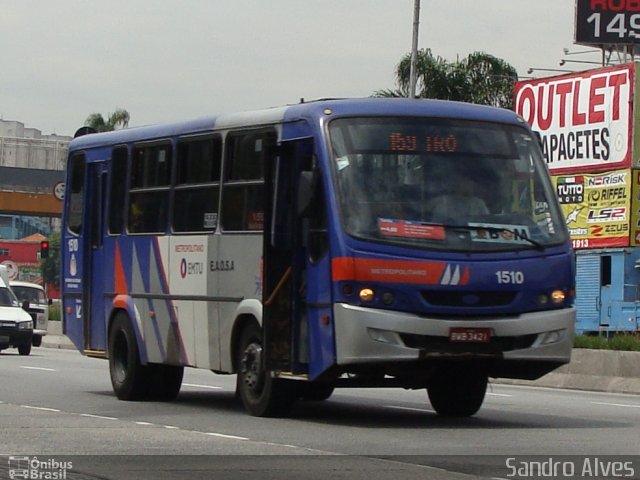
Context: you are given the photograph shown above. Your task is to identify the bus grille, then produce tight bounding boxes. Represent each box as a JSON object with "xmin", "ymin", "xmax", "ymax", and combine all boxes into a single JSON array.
[{"xmin": 420, "ymin": 290, "xmax": 516, "ymax": 307}]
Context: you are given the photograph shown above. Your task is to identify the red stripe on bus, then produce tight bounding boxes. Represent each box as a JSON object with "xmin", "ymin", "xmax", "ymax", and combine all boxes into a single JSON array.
[
  {"xmin": 114, "ymin": 242, "xmax": 128, "ymax": 294},
  {"xmin": 332, "ymin": 257, "xmax": 447, "ymax": 285}
]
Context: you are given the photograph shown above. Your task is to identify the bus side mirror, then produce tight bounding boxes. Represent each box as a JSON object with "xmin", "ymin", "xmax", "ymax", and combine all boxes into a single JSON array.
[{"xmin": 297, "ymin": 171, "xmax": 314, "ymax": 217}]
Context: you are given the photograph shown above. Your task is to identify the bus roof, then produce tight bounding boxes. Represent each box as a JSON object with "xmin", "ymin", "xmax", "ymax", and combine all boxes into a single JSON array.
[{"xmin": 68, "ymin": 98, "xmax": 523, "ymax": 151}]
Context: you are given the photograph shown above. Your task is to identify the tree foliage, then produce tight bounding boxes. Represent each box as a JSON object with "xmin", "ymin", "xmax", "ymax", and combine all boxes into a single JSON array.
[
  {"xmin": 374, "ymin": 49, "xmax": 518, "ymax": 109},
  {"xmin": 84, "ymin": 108, "xmax": 130, "ymax": 132}
]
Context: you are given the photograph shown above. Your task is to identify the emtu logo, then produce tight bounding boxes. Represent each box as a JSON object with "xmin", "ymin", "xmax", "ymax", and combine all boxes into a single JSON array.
[{"xmin": 180, "ymin": 258, "xmax": 203, "ymax": 278}]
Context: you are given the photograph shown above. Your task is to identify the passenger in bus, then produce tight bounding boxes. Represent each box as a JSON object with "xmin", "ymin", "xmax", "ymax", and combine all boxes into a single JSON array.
[{"xmin": 426, "ymin": 171, "xmax": 489, "ymax": 222}]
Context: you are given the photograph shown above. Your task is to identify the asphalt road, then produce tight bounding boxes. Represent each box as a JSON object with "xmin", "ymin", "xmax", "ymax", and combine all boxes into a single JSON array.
[{"xmin": 0, "ymin": 347, "xmax": 639, "ymax": 479}]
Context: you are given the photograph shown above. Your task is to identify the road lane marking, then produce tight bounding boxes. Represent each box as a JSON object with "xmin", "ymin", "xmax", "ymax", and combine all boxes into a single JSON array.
[
  {"xmin": 80, "ymin": 413, "xmax": 118, "ymax": 420},
  {"xmin": 20, "ymin": 366, "xmax": 56, "ymax": 372},
  {"xmin": 182, "ymin": 383, "xmax": 223, "ymax": 390},
  {"xmin": 385, "ymin": 405, "xmax": 433, "ymax": 413},
  {"xmin": 21, "ymin": 405, "xmax": 60, "ymax": 412},
  {"xmin": 592, "ymin": 401, "xmax": 640, "ymax": 409},
  {"xmin": 6, "ymin": 401, "xmax": 340, "ymax": 454},
  {"xmin": 487, "ymin": 392, "xmax": 513, "ymax": 397},
  {"xmin": 203, "ymin": 432, "xmax": 249, "ymax": 440}
]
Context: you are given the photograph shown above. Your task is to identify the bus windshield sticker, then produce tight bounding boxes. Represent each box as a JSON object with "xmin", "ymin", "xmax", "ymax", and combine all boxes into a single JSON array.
[
  {"xmin": 378, "ymin": 218, "xmax": 445, "ymax": 240},
  {"xmin": 468, "ymin": 223, "xmax": 532, "ymax": 244},
  {"xmin": 336, "ymin": 156, "xmax": 350, "ymax": 171},
  {"xmin": 204, "ymin": 212, "xmax": 218, "ymax": 229}
]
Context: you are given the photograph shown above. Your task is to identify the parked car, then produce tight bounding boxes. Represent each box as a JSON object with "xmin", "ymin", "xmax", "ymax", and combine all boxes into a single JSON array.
[
  {"xmin": 0, "ymin": 267, "xmax": 33, "ymax": 355},
  {"xmin": 10, "ymin": 281, "xmax": 49, "ymax": 347}
]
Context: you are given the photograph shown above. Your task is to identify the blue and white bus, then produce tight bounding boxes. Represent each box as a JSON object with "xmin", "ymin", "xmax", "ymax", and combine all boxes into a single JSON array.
[{"xmin": 61, "ymin": 98, "xmax": 575, "ymax": 417}]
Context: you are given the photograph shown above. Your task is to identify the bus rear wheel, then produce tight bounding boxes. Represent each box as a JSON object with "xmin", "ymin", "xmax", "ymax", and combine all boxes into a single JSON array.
[
  {"xmin": 147, "ymin": 363, "xmax": 184, "ymax": 401},
  {"xmin": 236, "ymin": 322, "xmax": 297, "ymax": 417},
  {"xmin": 427, "ymin": 365, "xmax": 487, "ymax": 417},
  {"xmin": 108, "ymin": 312, "xmax": 148, "ymax": 401}
]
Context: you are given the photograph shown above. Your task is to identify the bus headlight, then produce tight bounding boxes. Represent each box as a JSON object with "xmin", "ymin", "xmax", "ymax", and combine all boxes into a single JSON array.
[
  {"xmin": 550, "ymin": 290, "xmax": 566, "ymax": 305},
  {"xmin": 359, "ymin": 288, "xmax": 375, "ymax": 302}
]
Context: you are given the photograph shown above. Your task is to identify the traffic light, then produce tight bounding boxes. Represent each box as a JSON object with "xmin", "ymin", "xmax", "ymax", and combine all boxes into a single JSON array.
[{"xmin": 40, "ymin": 240, "xmax": 50, "ymax": 259}]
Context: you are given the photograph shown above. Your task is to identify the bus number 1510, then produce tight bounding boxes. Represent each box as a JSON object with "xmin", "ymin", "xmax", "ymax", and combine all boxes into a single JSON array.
[{"xmin": 496, "ymin": 271, "xmax": 524, "ymax": 285}]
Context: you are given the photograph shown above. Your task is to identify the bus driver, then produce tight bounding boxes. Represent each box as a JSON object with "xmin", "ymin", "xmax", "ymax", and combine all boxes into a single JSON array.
[{"xmin": 426, "ymin": 170, "xmax": 489, "ymax": 222}]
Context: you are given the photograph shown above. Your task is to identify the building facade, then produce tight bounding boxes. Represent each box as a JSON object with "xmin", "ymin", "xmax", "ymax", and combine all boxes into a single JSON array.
[
  {"xmin": 0, "ymin": 119, "xmax": 69, "ymax": 240},
  {"xmin": 0, "ymin": 119, "xmax": 70, "ymax": 171}
]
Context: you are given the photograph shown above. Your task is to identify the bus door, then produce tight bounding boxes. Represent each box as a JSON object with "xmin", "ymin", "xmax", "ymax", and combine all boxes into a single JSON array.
[
  {"xmin": 263, "ymin": 138, "xmax": 334, "ymax": 379},
  {"xmin": 84, "ymin": 161, "xmax": 109, "ymax": 352}
]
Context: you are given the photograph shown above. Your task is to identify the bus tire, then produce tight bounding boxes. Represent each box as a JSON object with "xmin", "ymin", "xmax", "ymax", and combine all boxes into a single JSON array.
[
  {"xmin": 301, "ymin": 383, "xmax": 334, "ymax": 401},
  {"xmin": 427, "ymin": 366, "xmax": 487, "ymax": 417},
  {"xmin": 32, "ymin": 334, "xmax": 42, "ymax": 347},
  {"xmin": 236, "ymin": 322, "xmax": 297, "ymax": 417},
  {"xmin": 147, "ymin": 364, "xmax": 184, "ymax": 401},
  {"xmin": 108, "ymin": 312, "xmax": 148, "ymax": 401}
]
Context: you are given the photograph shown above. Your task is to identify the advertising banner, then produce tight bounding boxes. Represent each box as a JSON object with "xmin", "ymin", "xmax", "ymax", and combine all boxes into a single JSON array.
[
  {"xmin": 553, "ymin": 169, "xmax": 630, "ymax": 249},
  {"xmin": 630, "ymin": 170, "xmax": 640, "ymax": 246},
  {"xmin": 515, "ymin": 64, "xmax": 634, "ymax": 175}
]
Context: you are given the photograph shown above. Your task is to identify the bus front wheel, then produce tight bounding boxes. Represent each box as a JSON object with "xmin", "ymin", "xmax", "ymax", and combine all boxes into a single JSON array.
[
  {"xmin": 301, "ymin": 382, "xmax": 334, "ymax": 401},
  {"xmin": 236, "ymin": 322, "xmax": 297, "ymax": 417},
  {"xmin": 108, "ymin": 313, "xmax": 148, "ymax": 401},
  {"xmin": 427, "ymin": 366, "xmax": 487, "ymax": 417}
]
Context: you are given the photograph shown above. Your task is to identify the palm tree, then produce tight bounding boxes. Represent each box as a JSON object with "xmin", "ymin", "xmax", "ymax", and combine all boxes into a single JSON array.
[
  {"xmin": 462, "ymin": 52, "xmax": 518, "ymax": 108},
  {"xmin": 84, "ymin": 108, "xmax": 130, "ymax": 132},
  {"xmin": 375, "ymin": 49, "xmax": 518, "ymax": 109}
]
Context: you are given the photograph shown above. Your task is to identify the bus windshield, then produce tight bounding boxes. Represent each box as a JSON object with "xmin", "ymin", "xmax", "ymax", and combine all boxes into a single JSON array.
[{"xmin": 329, "ymin": 117, "xmax": 567, "ymax": 252}]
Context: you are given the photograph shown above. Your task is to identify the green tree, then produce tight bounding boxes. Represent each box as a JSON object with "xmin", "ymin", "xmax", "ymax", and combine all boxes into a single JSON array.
[
  {"xmin": 375, "ymin": 49, "xmax": 518, "ymax": 109},
  {"xmin": 84, "ymin": 108, "xmax": 130, "ymax": 132},
  {"xmin": 40, "ymin": 232, "xmax": 60, "ymax": 288}
]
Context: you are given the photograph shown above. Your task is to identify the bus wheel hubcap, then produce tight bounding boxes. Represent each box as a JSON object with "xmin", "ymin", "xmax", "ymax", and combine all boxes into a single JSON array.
[{"xmin": 241, "ymin": 343, "xmax": 263, "ymax": 391}]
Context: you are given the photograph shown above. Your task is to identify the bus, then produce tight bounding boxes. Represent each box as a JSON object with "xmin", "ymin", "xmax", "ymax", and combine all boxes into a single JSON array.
[{"xmin": 61, "ymin": 98, "xmax": 576, "ymax": 418}]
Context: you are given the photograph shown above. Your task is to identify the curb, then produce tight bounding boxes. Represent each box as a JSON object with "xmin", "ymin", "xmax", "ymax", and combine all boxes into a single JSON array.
[
  {"xmin": 496, "ymin": 349, "xmax": 640, "ymax": 395},
  {"xmin": 42, "ymin": 321, "xmax": 75, "ymax": 350}
]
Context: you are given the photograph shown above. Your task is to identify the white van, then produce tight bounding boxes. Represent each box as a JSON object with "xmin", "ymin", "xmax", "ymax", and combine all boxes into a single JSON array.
[
  {"xmin": 10, "ymin": 280, "xmax": 49, "ymax": 347},
  {"xmin": 0, "ymin": 266, "xmax": 34, "ymax": 355}
]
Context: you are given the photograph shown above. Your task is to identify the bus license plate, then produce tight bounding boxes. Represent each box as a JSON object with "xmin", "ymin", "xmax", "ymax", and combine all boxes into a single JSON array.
[{"xmin": 449, "ymin": 327, "xmax": 491, "ymax": 343}]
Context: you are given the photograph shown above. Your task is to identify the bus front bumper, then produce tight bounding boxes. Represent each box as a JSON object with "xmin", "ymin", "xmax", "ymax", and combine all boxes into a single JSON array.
[{"xmin": 333, "ymin": 303, "xmax": 576, "ymax": 380}]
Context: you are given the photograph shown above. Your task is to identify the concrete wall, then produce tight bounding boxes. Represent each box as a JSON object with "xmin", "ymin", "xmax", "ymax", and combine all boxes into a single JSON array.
[{"xmin": 497, "ymin": 349, "xmax": 640, "ymax": 394}]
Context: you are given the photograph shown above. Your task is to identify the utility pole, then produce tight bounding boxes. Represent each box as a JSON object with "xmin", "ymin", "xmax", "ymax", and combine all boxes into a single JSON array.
[{"xmin": 408, "ymin": 0, "xmax": 421, "ymax": 99}]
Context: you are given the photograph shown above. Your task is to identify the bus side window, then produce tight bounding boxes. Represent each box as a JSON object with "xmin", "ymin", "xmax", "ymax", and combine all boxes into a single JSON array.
[
  {"xmin": 173, "ymin": 136, "xmax": 222, "ymax": 233},
  {"xmin": 127, "ymin": 142, "xmax": 172, "ymax": 234},
  {"xmin": 67, "ymin": 153, "xmax": 86, "ymax": 235},
  {"xmin": 221, "ymin": 130, "xmax": 276, "ymax": 232},
  {"xmin": 108, "ymin": 146, "xmax": 128, "ymax": 235}
]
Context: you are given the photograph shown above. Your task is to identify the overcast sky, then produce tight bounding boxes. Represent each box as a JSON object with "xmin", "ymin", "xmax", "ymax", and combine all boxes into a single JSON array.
[{"xmin": 1, "ymin": 1, "xmax": 580, "ymax": 137}]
